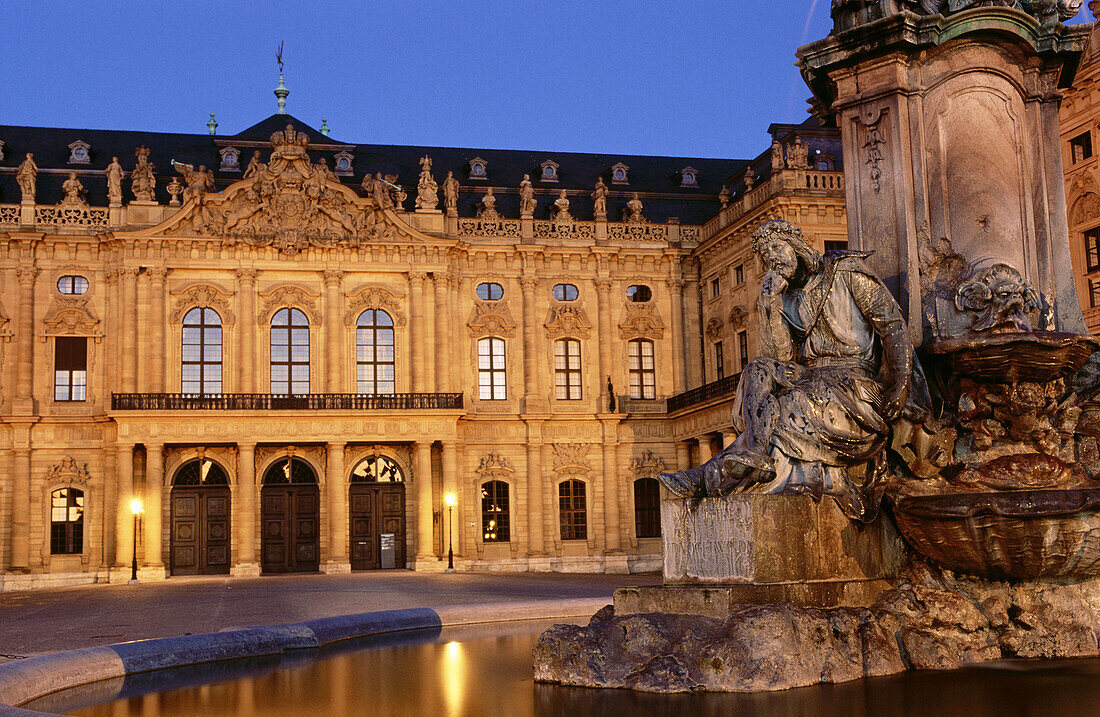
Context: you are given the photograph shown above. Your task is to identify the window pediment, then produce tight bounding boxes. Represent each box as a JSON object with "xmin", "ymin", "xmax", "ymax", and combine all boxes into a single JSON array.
[
  {"xmin": 468, "ymin": 300, "xmax": 517, "ymax": 337},
  {"xmin": 705, "ymin": 317, "xmax": 724, "ymax": 341},
  {"xmin": 170, "ymin": 282, "xmax": 236, "ymax": 327},
  {"xmin": 618, "ymin": 303, "xmax": 664, "ymax": 340},
  {"xmin": 344, "ymin": 285, "xmax": 407, "ymax": 327},
  {"xmin": 476, "ymin": 452, "xmax": 515, "ymax": 479},
  {"xmin": 258, "ymin": 284, "xmax": 322, "ymax": 325},
  {"xmin": 42, "ymin": 296, "xmax": 100, "ymax": 335},
  {"xmin": 544, "ymin": 304, "xmax": 592, "ymax": 339},
  {"xmin": 551, "ymin": 443, "xmax": 592, "ymax": 474},
  {"xmin": 629, "ymin": 450, "xmax": 667, "ymax": 480},
  {"xmin": 46, "ymin": 456, "xmax": 91, "ymax": 486}
]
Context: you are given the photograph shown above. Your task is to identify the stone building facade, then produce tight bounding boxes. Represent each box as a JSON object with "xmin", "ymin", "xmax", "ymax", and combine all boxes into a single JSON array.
[{"xmin": 0, "ymin": 108, "xmax": 844, "ymax": 589}]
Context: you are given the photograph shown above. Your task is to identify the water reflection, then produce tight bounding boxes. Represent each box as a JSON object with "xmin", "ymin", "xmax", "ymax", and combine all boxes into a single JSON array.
[{"xmin": 36, "ymin": 622, "xmax": 1100, "ymax": 717}]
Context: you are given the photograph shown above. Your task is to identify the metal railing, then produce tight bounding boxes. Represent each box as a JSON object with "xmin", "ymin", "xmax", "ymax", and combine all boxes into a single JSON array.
[
  {"xmin": 665, "ymin": 372, "xmax": 741, "ymax": 413},
  {"xmin": 111, "ymin": 392, "xmax": 464, "ymax": 411}
]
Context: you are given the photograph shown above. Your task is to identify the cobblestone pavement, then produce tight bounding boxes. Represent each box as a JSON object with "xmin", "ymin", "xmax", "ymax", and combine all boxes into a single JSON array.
[{"xmin": 0, "ymin": 571, "xmax": 658, "ymax": 661}]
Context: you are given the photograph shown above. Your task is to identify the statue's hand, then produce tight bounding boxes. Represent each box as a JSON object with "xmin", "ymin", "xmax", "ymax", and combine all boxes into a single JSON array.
[
  {"xmin": 760, "ymin": 271, "xmax": 788, "ymax": 298},
  {"xmin": 882, "ymin": 380, "xmax": 909, "ymax": 422}
]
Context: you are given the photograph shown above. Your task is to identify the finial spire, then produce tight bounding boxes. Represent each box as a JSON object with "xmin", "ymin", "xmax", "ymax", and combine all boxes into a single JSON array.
[
  {"xmin": 207, "ymin": 112, "xmax": 218, "ymax": 135},
  {"xmin": 319, "ymin": 118, "xmax": 330, "ymax": 137},
  {"xmin": 274, "ymin": 41, "xmax": 289, "ymax": 114}
]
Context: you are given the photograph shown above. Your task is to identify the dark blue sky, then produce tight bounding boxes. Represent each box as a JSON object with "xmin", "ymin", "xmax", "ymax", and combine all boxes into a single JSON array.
[{"xmin": 0, "ymin": 2, "xmax": 1091, "ymax": 160}]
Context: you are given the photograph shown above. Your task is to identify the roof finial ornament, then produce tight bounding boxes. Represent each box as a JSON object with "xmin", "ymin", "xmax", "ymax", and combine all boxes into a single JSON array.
[
  {"xmin": 207, "ymin": 112, "xmax": 218, "ymax": 135},
  {"xmin": 319, "ymin": 118, "xmax": 330, "ymax": 137},
  {"xmin": 274, "ymin": 41, "xmax": 289, "ymax": 115}
]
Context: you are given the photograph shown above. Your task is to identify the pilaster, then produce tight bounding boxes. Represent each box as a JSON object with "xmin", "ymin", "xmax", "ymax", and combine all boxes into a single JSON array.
[
  {"xmin": 519, "ymin": 274, "xmax": 548, "ymax": 413},
  {"xmin": 433, "ymin": 273, "xmax": 450, "ymax": 392},
  {"xmin": 114, "ymin": 444, "xmax": 134, "ymax": 570},
  {"xmin": 120, "ymin": 267, "xmax": 139, "ymax": 392},
  {"xmin": 666, "ymin": 275, "xmax": 687, "ymax": 395},
  {"xmin": 13, "ymin": 265, "xmax": 37, "ymax": 414},
  {"xmin": 8, "ymin": 423, "xmax": 32, "ymax": 571},
  {"xmin": 233, "ymin": 443, "xmax": 258, "ymax": 575},
  {"xmin": 144, "ymin": 443, "xmax": 165, "ymax": 569},
  {"xmin": 409, "ymin": 272, "xmax": 427, "ymax": 393},
  {"xmin": 236, "ymin": 268, "xmax": 258, "ymax": 393},
  {"xmin": 595, "ymin": 277, "xmax": 613, "ymax": 411},
  {"xmin": 323, "ymin": 270, "xmax": 344, "ymax": 393},
  {"xmin": 324, "ymin": 442, "xmax": 350, "ymax": 572},
  {"xmin": 414, "ymin": 441, "xmax": 435, "ymax": 565},
  {"xmin": 525, "ymin": 420, "xmax": 545, "ymax": 556},
  {"xmin": 147, "ymin": 267, "xmax": 168, "ymax": 393}
]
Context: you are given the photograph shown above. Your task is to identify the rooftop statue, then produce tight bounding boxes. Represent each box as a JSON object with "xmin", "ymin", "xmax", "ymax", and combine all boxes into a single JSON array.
[
  {"xmin": 442, "ymin": 171, "xmax": 459, "ymax": 215},
  {"xmin": 519, "ymin": 174, "xmax": 536, "ymax": 216},
  {"xmin": 415, "ymin": 156, "xmax": 439, "ymax": 210},
  {"xmin": 105, "ymin": 156, "xmax": 124, "ymax": 204},
  {"xmin": 830, "ymin": 0, "xmax": 1082, "ymax": 31},
  {"xmin": 592, "ymin": 177, "xmax": 608, "ymax": 218},
  {"xmin": 553, "ymin": 189, "xmax": 572, "ymax": 222},
  {"xmin": 131, "ymin": 146, "xmax": 156, "ymax": 202},
  {"xmin": 16, "ymin": 153, "xmax": 36, "ymax": 202},
  {"xmin": 661, "ymin": 219, "xmax": 925, "ymax": 521},
  {"xmin": 59, "ymin": 172, "xmax": 87, "ymax": 207}
]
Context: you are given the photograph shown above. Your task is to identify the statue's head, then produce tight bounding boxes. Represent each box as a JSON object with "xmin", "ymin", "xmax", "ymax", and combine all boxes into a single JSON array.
[{"xmin": 751, "ymin": 220, "xmax": 823, "ymax": 280}]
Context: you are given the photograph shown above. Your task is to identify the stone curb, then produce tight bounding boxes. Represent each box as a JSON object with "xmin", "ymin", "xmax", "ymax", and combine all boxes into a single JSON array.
[{"xmin": 0, "ymin": 597, "xmax": 606, "ymax": 716}]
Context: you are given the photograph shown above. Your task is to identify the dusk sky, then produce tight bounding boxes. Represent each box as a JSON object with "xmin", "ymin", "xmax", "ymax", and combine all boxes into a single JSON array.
[{"xmin": 0, "ymin": 2, "xmax": 1093, "ymax": 160}]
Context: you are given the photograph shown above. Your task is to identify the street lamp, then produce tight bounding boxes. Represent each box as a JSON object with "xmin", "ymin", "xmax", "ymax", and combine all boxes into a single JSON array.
[
  {"xmin": 129, "ymin": 499, "xmax": 143, "ymax": 584},
  {"xmin": 444, "ymin": 492, "xmax": 456, "ymax": 573}
]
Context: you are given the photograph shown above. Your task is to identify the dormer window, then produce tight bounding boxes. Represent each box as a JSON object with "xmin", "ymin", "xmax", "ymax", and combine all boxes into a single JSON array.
[
  {"xmin": 219, "ymin": 146, "xmax": 241, "ymax": 172},
  {"xmin": 540, "ymin": 160, "xmax": 560, "ymax": 182},
  {"xmin": 67, "ymin": 140, "xmax": 91, "ymax": 165},
  {"xmin": 679, "ymin": 166, "xmax": 699, "ymax": 188},
  {"xmin": 333, "ymin": 151, "xmax": 354, "ymax": 176},
  {"xmin": 469, "ymin": 157, "xmax": 489, "ymax": 180},
  {"xmin": 0, "ymin": 139, "xmax": 5, "ymax": 162},
  {"xmin": 610, "ymin": 162, "xmax": 629, "ymax": 185}
]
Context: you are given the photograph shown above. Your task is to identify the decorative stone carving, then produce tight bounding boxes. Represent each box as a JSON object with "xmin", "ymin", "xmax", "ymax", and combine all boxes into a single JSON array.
[
  {"xmin": 831, "ymin": 0, "xmax": 1082, "ymax": 31},
  {"xmin": 728, "ymin": 305, "xmax": 748, "ymax": 330},
  {"xmin": 704, "ymin": 317, "xmax": 724, "ymax": 341},
  {"xmin": 551, "ymin": 443, "xmax": 591, "ymax": 473},
  {"xmin": 171, "ymin": 161, "xmax": 215, "ymax": 203},
  {"xmin": 131, "ymin": 146, "xmax": 156, "ymax": 201},
  {"xmin": 415, "ymin": 156, "xmax": 439, "ymax": 210},
  {"xmin": 333, "ymin": 151, "xmax": 354, "ymax": 176},
  {"xmin": 170, "ymin": 282, "xmax": 236, "ymax": 326},
  {"xmin": 166, "ymin": 177, "xmax": 183, "ymax": 206},
  {"xmin": 42, "ymin": 296, "xmax": 100, "ymax": 334},
  {"xmin": 243, "ymin": 150, "xmax": 266, "ymax": 179},
  {"xmin": 771, "ymin": 140, "xmax": 784, "ymax": 171},
  {"xmin": 477, "ymin": 187, "xmax": 499, "ymax": 219},
  {"xmin": 344, "ymin": 285, "xmax": 408, "ymax": 327},
  {"xmin": 59, "ymin": 173, "xmax": 87, "ymax": 207},
  {"xmin": 619, "ymin": 303, "xmax": 665, "ymax": 340},
  {"xmin": 475, "ymin": 452, "xmax": 515, "ymax": 478},
  {"xmin": 540, "ymin": 159, "xmax": 560, "ymax": 182},
  {"xmin": 67, "ymin": 140, "xmax": 91, "ymax": 165},
  {"xmin": 679, "ymin": 166, "xmax": 699, "ymax": 187},
  {"xmin": 0, "ymin": 139, "xmax": 4, "ymax": 161},
  {"xmin": 442, "ymin": 171, "xmax": 460, "ymax": 216},
  {"xmin": 630, "ymin": 450, "xmax": 667, "ymax": 480},
  {"xmin": 552, "ymin": 190, "xmax": 572, "ymax": 222},
  {"xmin": 592, "ymin": 178, "xmax": 608, "ymax": 219},
  {"xmin": 544, "ymin": 304, "xmax": 592, "ymax": 339},
  {"xmin": 468, "ymin": 157, "xmax": 488, "ymax": 179},
  {"xmin": 468, "ymin": 300, "xmax": 517, "ymax": 337},
  {"xmin": 744, "ymin": 166, "xmax": 755, "ymax": 190},
  {"xmin": 786, "ymin": 138, "xmax": 810, "ymax": 170},
  {"xmin": 1072, "ymin": 191, "xmax": 1100, "ymax": 226},
  {"xmin": 219, "ymin": 146, "xmax": 241, "ymax": 172},
  {"xmin": 45, "ymin": 456, "xmax": 90, "ymax": 486},
  {"xmin": 719, "ymin": 185, "xmax": 731, "ymax": 208},
  {"xmin": 519, "ymin": 174, "xmax": 536, "ymax": 216},
  {"xmin": 258, "ymin": 285, "xmax": 322, "ymax": 325},
  {"xmin": 390, "ymin": 176, "xmax": 407, "ymax": 211},
  {"xmin": 955, "ymin": 263, "xmax": 1040, "ymax": 334},
  {"xmin": 861, "ymin": 108, "xmax": 887, "ymax": 192},
  {"xmin": 16, "ymin": 153, "xmax": 37, "ymax": 202},
  {"xmin": 105, "ymin": 157, "xmax": 124, "ymax": 204},
  {"xmin": 625, "ymin": 193, "xmax": 646, "ymax": 224},
  {"xmin": 610, "ymin": 162, "xmax": 630, "ymax": 185}
]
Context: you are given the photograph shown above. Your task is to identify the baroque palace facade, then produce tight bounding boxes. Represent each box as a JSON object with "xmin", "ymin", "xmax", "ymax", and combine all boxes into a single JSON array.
[{"xmin": 0, "ymin": 101, "xmax": 847, "ymax": 588}]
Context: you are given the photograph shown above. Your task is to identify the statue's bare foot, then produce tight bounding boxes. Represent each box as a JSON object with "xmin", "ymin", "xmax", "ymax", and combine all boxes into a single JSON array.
[{"xmin": 720, "ymin": 450, "xmax": 777, "ymax": 488}]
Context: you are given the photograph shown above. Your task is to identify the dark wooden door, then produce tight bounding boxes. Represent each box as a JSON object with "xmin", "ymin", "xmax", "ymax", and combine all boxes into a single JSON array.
[
  {"xmin": 349, "ymin": 483, "xmax": 406, "ymax": 570},
  {"xmin": 261, "ymin": 484, "xmax": 320, "ymax": 574},
  {"xmin": 171, "ymin": 487, "xmax": 231, "ymax": 576}
]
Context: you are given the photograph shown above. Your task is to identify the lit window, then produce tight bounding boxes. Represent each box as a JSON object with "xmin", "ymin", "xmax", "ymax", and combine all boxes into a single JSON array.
[
  {"xmin": 710, "ymin": 277, "xmax": 721, "ymax": 298},
  {"xmin": 356, "ymin": 309, "xmax": 396, "ymax": 395},
  {"xmin": 351, "ymin": 455, "xmax": 404, "ymax": 482},
  {"xmin": 270, "ymin": 308, "xmax": 310, "ymax": 395},
  {"xmin": 57, "ymin": 275, "xmax": 89, "ymax": 294},
  {"xmin": 554, "ymin": 339, "xmax": 582, "ymax": 400},
  {"xmin": 715, "ymin": 341, "xmax": 724, "ymax": 380},
  {"xmin": 738, "ymin": 330, "xmax": 749, "ymax": 372},
  {"xmin": 559, "ymin": 480, "xmax": 587, "ymax": 540},
  {"xmin": 628, "ymin": 339, "xmax": 656, "ymax": 399},
  {"xmin": 476, "ymin": 282, "xmax": 504, "ymax": 301},
  {"xmin": 173, "ymin": 458, "xmax": 230, "ymax": 486},
  {"xmin": 51, "ymin": 488, "xmax": 84, "ymax": 554},
  {"xmin": 634, "ymin": 477, "xmax": 661, "ymax": 539},
  {"xmin": 478, "ymin": 337, "xmax": 507, "ymax": 400},
  {"xmin": 552, "ymin": 283, "xmax": 578, "ymax": 301},
  {"xmin": 262, "ymin": 457, "xmax": 317, "ymax": 485},
  {"xmin": 182, "ymin": 308, "xmax": 222, "ymax": 395},
  {"xmin": 1086, "ymin": 228, "xmax": 1100, "ymax": 273},
  {"xmin": 1072, "ymin": 132, "xmax": 1093, "ymax": 164},
  {"xmin": 54, "ymin": 336, "xmax": 87, "ymax": 401},
  {"xmin": 481, "ymin": 480, "xmax": 510, "ymax": 542},
  {"xmin": 626, "ymin": 285, "xmax": 651, "ymax": 303},
  {"xmin": 734, "ymin": 264, "xmax": 744, "ymax": 286}
]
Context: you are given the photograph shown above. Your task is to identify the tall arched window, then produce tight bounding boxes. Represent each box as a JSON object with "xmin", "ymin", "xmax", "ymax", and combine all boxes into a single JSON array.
[
  {"xmin": 634, "ymin": 477, "xmax": 661, "ymax": 539},
  {"xmin": 182, "ymin": 308, "xmax": 222, "ymax": 395},
  {"xmin": 271, "ymin": 308, "xmax": 309, "ymax": 395},
  {"xmin": 478, "ymin": 337, "xmax": 507, "ymax": 400},
  {"xmin": 50, "ymin": 488, "xmax": 84, "ymax": 554},
  {"xmin": 481, "ymin": 480, "xmax": 510, "ymax": 542},
  {"xmin": 559, "ymin": 479, "xmax": 587, "ymax": 541},
  {"xmin": 554, "ymin": 339, "xmax": 582, "ymax": 400},
  {"xmin": 628, "ymin": 339, "xmax": 656, "ymax": 399},
  {"xmin": 356, "ymin": 309, "xmax": 395, "ymax": 394}
]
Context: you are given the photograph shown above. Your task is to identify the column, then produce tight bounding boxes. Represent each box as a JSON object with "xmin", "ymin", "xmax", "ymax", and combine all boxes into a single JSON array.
[
  {"xmin": 675, "ymin": 441, "xmax": 691, "ymax": 472},
  {"xmin": 14, "ymin": 266, "xmax": 36, "ymax": 406},
  {"xmin": 9, "ymin": 441, "xmax": 31, "ymax": 572},
  {"xmin": 236, "ymin": 269, "xmax": 258, "ymax": 393},
  {"xmin": 115, "ymin": 444, "xmax": 134, "ymax": 569},
  {"xmin": 104, "ymin": 268, "xmax": 120, "ymax": 397},
  {"xmin": 136, "ymin": 269, "xmax": 149, "ymax": 391},
  {"xmin": 525, "ymin": 426, "xmax": 544, "ymax": 555},
  {"xmin": 433, "ymin": 274, "xmax": 449, "ymax": 392},
  {"xmin": 323, "ymin": 270, "xmax": 344, "ymax": 393},
  {"xmin": 144, "ymin": 444, "xmax": 164, "ymax": 567},
  {"xmin": 683, "ymin": 271, "xmax": 703, "ymax": 389},
  {"xmin": 236, "ymin": 443, "xmax": 256, "ymax": 566},
  {"xmin": 441, "ymin": 441, "xmax": 458, "ymax": 558},
  {"xmin": 326, "ymin": 442, "xmax": 347, "ymax": 567},
  {"xmin": 519, "ymin": 275, "xmax": 544, "ymax": 412},
  {"xmin": 666, "ymin": 276, "xmax": 687, "ymax": 395},
  {"xmin": 409, "ymin": 272, "xmax": 427, "ymax": 392},
  {"xmin": 601, "ymin": 437, "xmax": 621, "ymax": 552},
  {"xmin": 595, "ymin": 278, "xmax": 613, "ymax": 411},
  {"xmin": 148, "ymin": 268, "xmax": 168, "ymax": 393},
  {"xmin": 121, "ymin": 267, "xmax": 139, "ymax": 393},
  {"xmin": 414, "ymin": 441, "xmax": 434, "ymax": 562}
]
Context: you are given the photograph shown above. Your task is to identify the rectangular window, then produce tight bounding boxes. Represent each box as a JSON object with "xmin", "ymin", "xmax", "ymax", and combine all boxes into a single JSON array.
[
  {"xmin": 734, "ymin": 264, "xmax": 744, "ymax": 286},
  {"xmin": 628, "ymin": 340, "xmax": 656, "ymax": 399},
  {"xmin": 50, "ymin": 488, "xmax": 84, "ymax": 554},
  {"xmin": 710, "ymin": 277, "xmax": 721, "ymax": 298},
  {"xmin": 737, "ymin": 330, "xmax": 749, "ymax": 372},
  {"xmin": 54, "ymin": 337, "xmax": 87, "ymax": 402},
  {"xmin": 1091, "ymin": 278, "xmax": 1100, "ymax": 308},
  {"xmin": 559, "ymin": 480, "xmax": 587, "ymax": 541},
  {"xmin": 634, "ymin": 478, "xmax": 661, "ymax": 539},
  {"xmin": 1072, "ymin": 131, "xmax": 1094, "ymax": 164},
  {"xmin": 824, "ymin": 240, "xmax": 848, "ymax": 253},
  {"xmin": 1087, "ymin": 228, "xmax": 1100, "ymax": 273},
  {"xmin": 554, "ymin": 339, "xmax": 582, "ymax": 400},
  {"xmin": 714, "ymin": 341, "xmax": 724, "ymax": 380},
  {"xmin": 478, "ymin": 337, "xmax": 507, "ymax": 400},
  {"xmin": 481, "ymin": 481, "xmax": 510, "ymax": 542}
]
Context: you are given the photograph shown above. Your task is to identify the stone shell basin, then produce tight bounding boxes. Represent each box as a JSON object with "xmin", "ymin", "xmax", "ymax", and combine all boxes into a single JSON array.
[
  {"xmin": 892, "ymin": 488, "xmax": 1100, "ymax": 580},
  {"xmin": 929, "ymin": 331, "xmax": 1099, "ymax": 383}
]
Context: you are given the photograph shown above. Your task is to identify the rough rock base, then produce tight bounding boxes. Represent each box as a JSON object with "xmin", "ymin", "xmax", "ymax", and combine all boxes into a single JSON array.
[{"xmin": 533, "ymin": 559, "xmax": 1100, "ymax": 693}]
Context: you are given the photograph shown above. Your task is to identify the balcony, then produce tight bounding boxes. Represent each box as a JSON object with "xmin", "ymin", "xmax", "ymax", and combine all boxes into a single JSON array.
[
  {"xmin": 111, "ymin": 393, "xmax": 464, "ymax": 411},
  {"xmin": 666, "ymin": 373, "xmax": 741, "ymax": 414}
]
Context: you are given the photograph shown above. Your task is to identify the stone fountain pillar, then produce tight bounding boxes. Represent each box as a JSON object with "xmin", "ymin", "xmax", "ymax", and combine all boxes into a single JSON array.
[{"xmin": 797, "ymin": 3, "xmax": 1091, "ymax": 342}]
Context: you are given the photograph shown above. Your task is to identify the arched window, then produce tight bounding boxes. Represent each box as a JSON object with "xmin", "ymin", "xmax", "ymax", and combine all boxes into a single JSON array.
[
  {"xmin": 271, "ymin": 308, "xmax": 309, "ymax": 395},
  {"xmin": 559, "ymin": 479, "xmax": 587, "ymax": 540},
  {"xmin": 481, "ymin": 480, "xmax": 510, "ymax": 542},
  {"xmin": 628, "ymin": 339, "xmax": 656, "ymax": 399},
  {"xmin": 182, "ymin": 308, "xmax": 222, "ymax": 395},
  {"xmin": 356, "ymin": 309, "xmax": 396, "ymax": 394},
  {"xmin": 50, "ymin": 488, "xmax": 84, "ymax": 554},
  {"xmin": 476, "ymin": 282, "xmax": 504, "ymax": 300},
  {"xmin": 552, "ymin": 283, "xmax": 578, "ymax": 301},
  {"xmin": 626, "ymin": 285, "xmax": 651, "ymax": 303},
  {"xmin": 634, "ymin": 477, "xmax": 661, "ymax": 539},
  {"xmin": 554, "ymin": 339, "xmax": 582, "ymax": 400},
  {"xmin": 262, "ymin": 457, "xmax": 317, "ymax": 485},
  {"xmin": 478, "ymin": 337, "xmax": 507, "ymax": 400},
  {"xmin": 350, "ymin": 455, "xmax": 404, "ymax": 482},
  {"xmin": 173, "ymin": 458, "xmax": 230, "ymax": 486}
]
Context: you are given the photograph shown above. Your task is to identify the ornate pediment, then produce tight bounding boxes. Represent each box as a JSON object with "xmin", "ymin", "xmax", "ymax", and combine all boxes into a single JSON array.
[
  {"xmin": 629, "ymin": 450, "xmax": 667, "ymax": 480},
  {"xmin": 476, "ymin": 452, "xmax": 515, "ymax": 479},
  {"xmin": 344, "ymin": 285, "xmax": 407, "ymax": 327},
  {"xmin": 552, "ymin": 443, "xmax": 591, "ymax": 474},
  {"xmin": 170, "ymin": 282, "xmax": 236, "ymax": 326},
  {"xmin": 468, "ymin": 300, "xmax": 517, "ymax": 337},
  {"xmin": 705, "ymin": 317, "xmax": 724, "ymax": 341},
  {"xmin": 46, "ymin": 456, "xmax": 90, "ymax": 485},
  {"xmin": 258, "ymin": 284, "xmax": 322, "ymax": 325},
  {"xmin": 728, "ymin": 305, "xmax": 748, "ymax": 331},
  {"xmin": 618, "ymin": 303, "xmax": 664, "ymax": 340},
  {"xmin": 42, "ymin": 296, "xmax": 100, "ymax": 334},
  {"xmin": 544, "ymin": 304, "xmax": 592, "ymax": 339}
]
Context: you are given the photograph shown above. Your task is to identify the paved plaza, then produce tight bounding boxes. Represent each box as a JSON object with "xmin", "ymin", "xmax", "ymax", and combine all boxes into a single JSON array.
[{"xmin": 0, "ymin": 571, "xmax": 659, "ymax": 662}]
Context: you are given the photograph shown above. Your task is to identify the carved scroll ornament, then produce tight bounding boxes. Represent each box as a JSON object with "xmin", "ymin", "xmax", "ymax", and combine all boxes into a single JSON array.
[
  {"xmin": 170, "ymin": 282, "xmax": 236, "ymax": 326},
  {"xmin": 552, "ymin": 443, "xmax": 591, "ymax": 473},
  {"xmin": 618, "ymin": 303, "xmax": 664, "ymax": 340},
  {"xmin": 544, "ymin": 304, "xmax": 592, "ymax": 339},
  {"xmin": 468, "ymin": 300, "xmax": 517, "ymax": 337},
  {"xmin": 344, "ymin": 285, "xmax": 408, "ymax": 327},
  {"xmin": 258, "ymin": 284, "xmax": 322, "ymax": 326},
  {"xmin": 42, "ymin": 297, "xmax": 100, "ymax": 335}
]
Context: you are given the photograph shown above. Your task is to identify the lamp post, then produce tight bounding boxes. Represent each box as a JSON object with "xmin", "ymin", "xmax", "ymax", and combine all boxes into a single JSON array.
[
  {"xmin": 129, "ymin": 499, "xmax": 143, "ymax": 584},
  {"xmin": 444, "ymin": 492, "xmax": 456, "ymax": 573}
]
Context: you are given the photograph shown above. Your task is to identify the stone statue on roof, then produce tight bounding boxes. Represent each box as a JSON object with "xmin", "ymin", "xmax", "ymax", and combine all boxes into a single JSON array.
[
  {"xmin": 442, "ymin": 171, "xmax": 459, "ymax": 216},
  {"xmin": 771, "ymin": 140, "xmax": 785, "ymax": 171},
  {"xmin": 592, "ymin": 177, "xmax": 608, "ymax": 219},
  {"xmin": 553, "ymin": 189, "xmax": 573, "ymax": 222},
  {"xmin": 519, "ymin": 174, "xmax": 536, "ymax": 216},
  {"xmin": 59, "ymin": 172, "xmax": 87, "ymax": 207},
  {"xmin": 244, "ymin": 150, "xmax": 266, "ymax": 179},
  {"xmin": 787, "ymin": 138, "xmax": 810, "ymax": 170},
  {"xmin": 367, "ymin": 172, "xmax": 394, "ymax": 210},
  {"xmin": 172, "ymin": 161, "xmax": 214, "ymax": 203},
  {"xmin": 388, "ymin": 175, "xmax": 407, "ymax": 211},
  {"xmin": 106, "ymin": 156, "xmax": 124, "ymax": 204},
  {"xmin": 131, "ymin": 146, "xmax": 156, "ymax": 202},
  {"xmin": 416, "ymin": 156, "xmax": 439, "ymax": 210},
  {"xmin": 744, "ymin": 166, "xmax": 756, "ymax": 191},
  {"xmin": 625, "ymin": 192, "xmax": 645, "ymax": 224},
  {"xmin": 478, "ymin": 187, "xmax": 499, "ymax": 219},
  {"xmin": 16, "ymin": 153, "xmax": 37, "ymax": 203},
  {"xmin": 719, "ymin": 184, "xmax": 731, "ymax": 208}
]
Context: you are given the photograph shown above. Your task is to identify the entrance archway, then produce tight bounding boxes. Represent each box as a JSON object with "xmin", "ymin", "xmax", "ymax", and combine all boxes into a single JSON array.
[
  {"xmin": 260, "ymin": 457, "xmax": 320, "ymax": 574},
  {"xmin": 349, "ymin": 455, "xmax": 406, "ymax": 570},
  {"xmin": 170, "ymin": 458, "xmax": 231, "ymax": 576}
]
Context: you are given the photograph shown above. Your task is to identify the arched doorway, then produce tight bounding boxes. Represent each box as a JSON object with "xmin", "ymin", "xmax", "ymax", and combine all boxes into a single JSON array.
[
  {"xmin": 260, "ymin": 457, "xmax": 320, "ymax": 574},
  {"xmin": 170, "ymin": 458, "xmax": 231, "ymax": 576},
  {"xmin": 349, "ymin": 454, "xmax": 406, "ymax": 570}
]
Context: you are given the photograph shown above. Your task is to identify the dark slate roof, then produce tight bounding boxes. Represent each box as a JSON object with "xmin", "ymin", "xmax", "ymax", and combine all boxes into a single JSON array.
[{"xmin": 0, "ymin": 112, "xmax": 791, "ymax": 224}]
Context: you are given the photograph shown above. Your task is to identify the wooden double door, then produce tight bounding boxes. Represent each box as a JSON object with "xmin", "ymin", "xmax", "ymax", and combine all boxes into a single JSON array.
[
  {"xmin": 349, "ymin": 483, "xmax": 406, "ymax": 570},
  {"xmin": 170, "ymin": 487, "xmax": 231, "ymax": 575},
  {"xmin": 261, "ymin": 484, "xmax": 320, "ymax": 574}
]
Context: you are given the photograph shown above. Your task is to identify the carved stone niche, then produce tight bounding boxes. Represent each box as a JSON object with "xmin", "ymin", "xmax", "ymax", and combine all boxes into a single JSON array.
[
  {"xmin": 343, "ymin": 284, "xmax": 408, "ymax": 327},
  {"xmin": 544, "ymin": 304, "xmax": 592, "ymax": 339},
  {"xmin": 258, "ymin": 284, "xmax": 323, "ymax": 326},
  {"xmin": 468, "ymin": 300, "xmax": 517, "ymax": 337},
  {"xmin": 169, "ymin": 282, "xmax": 236, "ymax": 327},
  {"xmin": 618, "ymin": 303, "xmax": 664, "ymax": 340}
]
